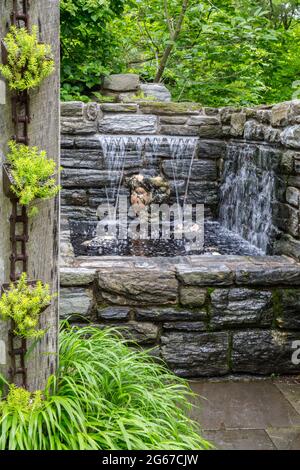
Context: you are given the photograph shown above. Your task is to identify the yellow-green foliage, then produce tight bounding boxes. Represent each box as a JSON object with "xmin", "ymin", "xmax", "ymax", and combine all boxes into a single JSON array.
[
  {"xmin": 0, "ymin": 385, "xmax": 42, "ymax": 413},
  {"xmin": 6, "ymin": 140, "xmax": 60, "ymax": 216},
  {"xmin": 0, "ymin": 273, "xmax": 52, "ymax": 339},
  {"xmin": 0, "ymin": 26, "xmax": 54, "ymax": 91}
]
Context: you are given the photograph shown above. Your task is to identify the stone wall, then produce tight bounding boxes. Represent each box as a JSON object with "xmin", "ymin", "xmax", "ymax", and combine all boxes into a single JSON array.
[
  {"xmin": 61, "ymin": 256, "xmax": 300, "ymax": 377},
  {"xmin": 61, "ymin": 99, "xmax": 300, "ymax": 260},
  {"xmin": 60, "ymin": 99, "xmax": 300, "ymax": 377}
]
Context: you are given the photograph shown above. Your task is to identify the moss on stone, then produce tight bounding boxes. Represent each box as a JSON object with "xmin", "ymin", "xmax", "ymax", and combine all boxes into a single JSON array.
[{"xmin": 139, "ymin": 101, "xmax": 200, "ymax": 115}]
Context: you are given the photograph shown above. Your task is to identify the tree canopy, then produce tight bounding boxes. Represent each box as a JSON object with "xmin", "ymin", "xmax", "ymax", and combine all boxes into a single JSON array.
[{"xmin": 61, "ymin": 0, "xmax": 300, "ymax": 105}]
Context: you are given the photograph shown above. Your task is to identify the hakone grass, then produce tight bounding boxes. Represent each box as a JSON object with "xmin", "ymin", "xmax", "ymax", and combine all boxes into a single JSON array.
[{"xmin": 0, "ymin": 324, "xmax": 212, "ymax": 450}]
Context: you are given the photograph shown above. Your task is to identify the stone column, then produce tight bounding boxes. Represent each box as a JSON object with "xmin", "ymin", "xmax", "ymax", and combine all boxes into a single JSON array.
[{"xmin": 0, "ymin": 0, "xmax": 60, "ymax": 391}]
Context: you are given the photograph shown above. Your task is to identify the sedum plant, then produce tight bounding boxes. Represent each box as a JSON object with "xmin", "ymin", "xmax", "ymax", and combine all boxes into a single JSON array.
[
  {"xmin": 0, "ymin": 26, "xmax": 54, "ymax": 91},
  {"xmin": 0, "ymin": 273, "xmax": 51, "ymax": 339},
  {"xmin": 6, "ymin": 140, "xmax": 60, "ymax": 216}
]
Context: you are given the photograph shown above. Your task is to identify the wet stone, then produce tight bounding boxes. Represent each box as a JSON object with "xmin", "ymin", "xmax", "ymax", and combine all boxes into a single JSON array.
[
  {"xmin": 276, "ymin": 289, "xmax": 300, "ymax": 330},
  {"xmin": 179, "ymin": 286, "xmax": 207, "ymax": 307},
  {"xmin": 97, "ymin": 306, "xmax": 130, "ymax": 320},
  {"xmin": 177, "ymin": 264, "xmax": 234, "ymax": 286},
  {"xmin": 232, "ymin": 330, "xmax": 300, "ymax": 374},
  {"xmin": 136, "ymin": 307, "xmax": 207, "ymax": 321},
  {"xmin": 210, "ymin": 288, "xmax": 273, "ymax": 328},
  {"xmin": 161, "ymin": 331, "xmax": 230, "ymax": 377}
]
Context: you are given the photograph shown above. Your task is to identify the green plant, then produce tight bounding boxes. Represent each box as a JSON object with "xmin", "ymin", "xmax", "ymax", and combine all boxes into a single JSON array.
[
  {"xmin": 0, "ymin": 26, "xmax": 54, "ymax": 91},
  {"xmin": 6, "ymin": 140, "xmax": 60, "ymax": 216},
  {"xmin": 0, "ymin": 325, "xmax": 212, "ymax": 450},
  {"xmin": 0, "ymin": 273, "xmax": 51, "ymax": 339}
]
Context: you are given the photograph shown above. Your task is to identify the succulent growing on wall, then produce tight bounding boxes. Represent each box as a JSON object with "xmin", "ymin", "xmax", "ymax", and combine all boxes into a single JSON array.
[
  {"xmin": 0, "ymin": 26, "xmax": 54, "ymax": 91},
  {"xmin": 5, "ymin": 140, "xmax": 60, "ymax": 216},
  {"xmin": 0, "ymin": 273, "xmax": 52, "ymax": 339}
]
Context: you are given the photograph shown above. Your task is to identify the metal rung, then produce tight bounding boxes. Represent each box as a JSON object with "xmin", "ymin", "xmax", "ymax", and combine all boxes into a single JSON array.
[
  {"xmin": 10, "ymin": 254, "xmax": 28, "ymax": 262},
  {"xmin": 9, "ymin": 348, "xmax": 27, "ymax": 356},
  {"xmin": 11, "ymin": 235, "xmax": 29, "ymax": 242}
]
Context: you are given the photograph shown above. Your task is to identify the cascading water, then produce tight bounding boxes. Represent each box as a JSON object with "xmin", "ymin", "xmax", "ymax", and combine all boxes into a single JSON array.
[
  {"xmin": 68, "ymin": 135, "xmax": 266, "ymax": 257},
  {"xmin": 219, "ymin": 143, "xmax": 275, "ymax": 253}
]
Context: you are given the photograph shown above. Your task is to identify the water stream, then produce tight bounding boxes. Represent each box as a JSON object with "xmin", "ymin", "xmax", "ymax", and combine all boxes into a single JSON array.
[{"xmin": 219, "ymin": 143, "xmax": 275, "ymax": 253}]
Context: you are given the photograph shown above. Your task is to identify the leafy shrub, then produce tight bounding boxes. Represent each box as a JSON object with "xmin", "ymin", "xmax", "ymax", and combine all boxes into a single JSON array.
[
  {"xmin": 0, "ymin": 26, "xmax": 54, "ymax": 91},
  {"xmin": 0, "ymin": 273, "xmax": 51, "ymax": 339},
  {"xmin": 6, "ymin": 140, "xmax": 60, "ymax": 216},
  {"xmin": 0, "ymin": 325, "xmax": 211, "ymax": 450}
]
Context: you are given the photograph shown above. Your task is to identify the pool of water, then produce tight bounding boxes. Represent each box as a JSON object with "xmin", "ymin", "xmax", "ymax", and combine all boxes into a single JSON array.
[{"xmin": 69, "ymin": 220, "xmax": 263, "ymax": 257}]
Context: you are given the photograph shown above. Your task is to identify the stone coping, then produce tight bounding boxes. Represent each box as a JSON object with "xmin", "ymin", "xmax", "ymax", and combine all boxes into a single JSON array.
[{"xmin": 61, "ymin": 254, "xmax": 300, "ymax": 287}]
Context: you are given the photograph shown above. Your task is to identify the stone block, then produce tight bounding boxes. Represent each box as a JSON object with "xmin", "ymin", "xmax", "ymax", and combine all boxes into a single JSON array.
[
  {"xmin": 281, "ymin": 126, "xmax": 300, "ymax": 149},
  {"xmin": 232, "ymin": 330, "xmax": 300, "ymax": 374},
  {"xmin": 236, "ymin": 265, "xmax": 300, "ymax": 286},
  {"xmin": 116, "ymin": 321, "xmax": 159, "ymax": 344},
  {"xmin": 179, "ymin": 286, "xmax": 207, "ymax": 307},
  {"xmin": 159, "ymin": 116, "xmax": 188, "ymax": 125},
  {"xmin": 230, "ymin": 113, "xmax": 246, "ymax": 137},
  {"xmin": 140, "ymin": 83, "xmax": 171, "ymax": 102},
  {"xmin": 161, "ymin": 331, "xmax": 230, "ymax": 377},
  {"xmin": 163, "ymin": 322, "xmax": 207, "ymax": 331},
  {"xmin": 177, "ymin": 264, "xmax": 234, "ymax": 286},
  {"xmin": 160, "ymin": 125, "xmax": 199, "ymax": 136},
  {"xmin": 162, "ymin": 159, "xmax": 217, "ymax": 181},
  {"xmin": 136, "ymin": 307, "xmax": 207, "ymax": 321},
  {"xmin": 61, "ymin": 169, "xmax": 121, "ymax": 188},
  {"xmin": 210, "ymin": 288, "xmax": 273, "ymax": 328},
  {"xmin": 275, "ymin": 289, "xmax": 300, "ymax": 330},
  {"xmin": 97, "ymin": 306, "xmax": 130, "ymax": 320},
  {"xmin": 286, "ymin": 187, "xmax": 300, "ymax": 208},
  {"xmin": 60, "ymin": 287, "xmax": 93, "ymax": 319},
  {"xmin": 139, "ymin": 102, "xmax": 199, "ymax": 115},
  {"xmin": 60, "ymin": 267, "xmax": 96, "ymax": 286},
  {"xmin": 61, "ymin": 149, "xmax": 105, "ymax": 170},
  {"xmin": 103, "ymin": 74, "xmax": 140, "ymax": 92},
  {"xmin": 196, "ymin": 140, "xmax": 226, "ymax": 159},
  {"xmin": 98, "ymin": 268, "xmax": 178, "ymax": 305},
  {"xmin": 274, "ymin": 234, "xmax": 300, "ymax": 261},
  {"xmin": 198, "ymin": 125, "xmax": 223, "ymax": 138},
  {"xmin": 61, "ymin": 118, "xmax": 97, "ymax": 135},
  {"xmin": 98, "ymin": 114, "xmax": 158, "ymax": 134},
  {"xmin": 61, "ymin": 101, "xmax": 84, "ymax": 117},
  {"xmin": 187, "ymin": 116, "xmax": 220, "ymax": 126},
  {"xmin": 100, "ymin": 103, "xmax": 138, "ymax": 113}
]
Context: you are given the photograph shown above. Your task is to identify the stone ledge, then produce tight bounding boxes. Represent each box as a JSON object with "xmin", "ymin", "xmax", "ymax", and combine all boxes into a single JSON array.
[{"xmin": 60, "ymin": 267, "xmax": 97, "ymax": 286}]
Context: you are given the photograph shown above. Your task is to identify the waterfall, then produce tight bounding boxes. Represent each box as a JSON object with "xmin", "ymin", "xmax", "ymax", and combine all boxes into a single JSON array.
[
  {"xmin": 99, "ymin": 135, "xmax": 198, "ymax": 208},
  {"xmin": 219, "ymin": 143, "xmax": 275, "ymax": 253}
]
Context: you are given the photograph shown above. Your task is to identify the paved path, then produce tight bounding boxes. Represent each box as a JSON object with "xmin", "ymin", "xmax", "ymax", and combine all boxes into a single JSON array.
[{"xmin": 189, "ymin": 378, "xmax": 300, "ymax": 450}]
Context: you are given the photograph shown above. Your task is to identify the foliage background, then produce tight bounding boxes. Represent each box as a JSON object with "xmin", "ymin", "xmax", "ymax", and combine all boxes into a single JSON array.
[{"xmin": 61, "ymin": 0, "xmax": 300, "ymax": 106}]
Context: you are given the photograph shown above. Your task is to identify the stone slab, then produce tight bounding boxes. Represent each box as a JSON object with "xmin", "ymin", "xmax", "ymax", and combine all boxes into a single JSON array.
[
  {"xmin": 189, "ymin": 381, "xmax": 300, "ymax": 430},
  {"xmin": 97, "ymin": 268, "xmax": 178, "ymax": 305},
  {"xmin": 266, "ymin": 427, "xmax": 300, "ymax": 450},
  {"xmin": 203, "ymin": 429, "xmax": 275, "ymax": 450}
]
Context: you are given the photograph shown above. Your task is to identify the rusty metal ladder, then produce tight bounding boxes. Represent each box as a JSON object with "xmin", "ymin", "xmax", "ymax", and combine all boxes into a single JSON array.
[{"xmin": 7, "ymin": 0, "xmax": 30, "ymax": 388}]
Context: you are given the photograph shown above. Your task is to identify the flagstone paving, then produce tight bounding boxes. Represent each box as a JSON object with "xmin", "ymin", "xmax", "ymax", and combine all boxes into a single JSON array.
[{"xmin": 189, "ymin": 378, "xmax": 300, "ymax": 450}]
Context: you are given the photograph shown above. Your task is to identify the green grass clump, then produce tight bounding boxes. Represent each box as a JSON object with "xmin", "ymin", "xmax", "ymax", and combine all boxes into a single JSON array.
[{"xmin": 0, "ymin": 325, "xmax": 211, "ymax": 450}]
